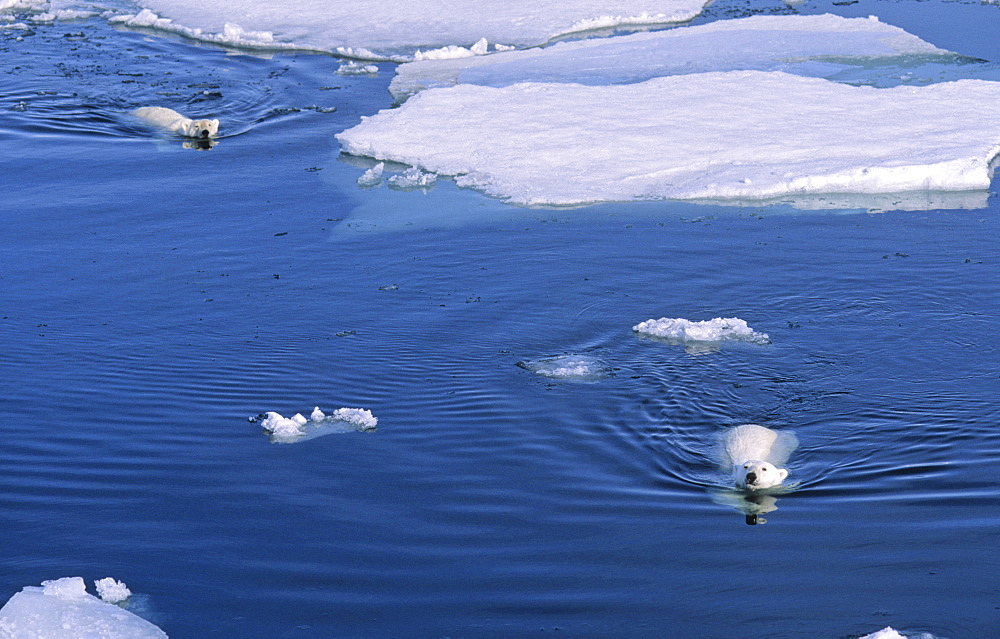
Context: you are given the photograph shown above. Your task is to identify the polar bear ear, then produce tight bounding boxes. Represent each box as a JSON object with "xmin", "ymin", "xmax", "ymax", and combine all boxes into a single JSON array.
[{"xmin": 777, "ymin": 468, "xmax": 788, "ymax": 482}]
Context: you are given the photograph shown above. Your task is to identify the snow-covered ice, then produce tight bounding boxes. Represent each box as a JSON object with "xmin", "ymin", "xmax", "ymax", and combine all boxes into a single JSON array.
[
  {"xmin": 0, "ymin": 577, "xmax": 166, "ymax": 639},
  {"xmin": 633, "ymin": 317, "xmax": 770, "ymax": 345},
  {"xmin": 119, "ymin": 0, "xmax": 710, "ymax": 57},
  {"xmin": 517, "ymin": 355, "xmax": 613, "ymax": 381},
  {"xmin": 256, "ymin": 406, "xmax": 378, "ymax": 443},
  {"xmin": 338, "ymin": 71, "xmax": 1000, "ymax": 206},
  {"xmin": 390, "ymin": 14, "xmax": 952, "ymax": 101}
]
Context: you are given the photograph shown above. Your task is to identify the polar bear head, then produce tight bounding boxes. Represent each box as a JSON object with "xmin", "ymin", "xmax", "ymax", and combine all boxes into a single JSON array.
[
  {"xmin": 181, "ymin": 118, "xmax": 220, "ymax": 139},
  {"xmin": 735, "ymin": 460, "xmax": 788, "ymax": 490}
]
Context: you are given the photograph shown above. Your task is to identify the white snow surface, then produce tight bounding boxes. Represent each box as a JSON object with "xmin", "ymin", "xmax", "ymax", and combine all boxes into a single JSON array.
[
  {"xmin": 0, "ymin": 577, "xmax": 166, "ymax": 639},
  {"xmin": 390, "ymin": 14, "xmax": 950, "ymax": 100},
  {"xmin": 260, "ymin": 407, "xmax": 378, "ymax": 443},
  {"xmin": 337, "ymin": 71, "xmax": 1000, "ymax": 205},
  {"xmin": 633, "ymin": 317, "xmax": 769, "ymax": 344},
  {"xmin": 124, "ymin": 0, "xmax": 709, "ymax": 56}
]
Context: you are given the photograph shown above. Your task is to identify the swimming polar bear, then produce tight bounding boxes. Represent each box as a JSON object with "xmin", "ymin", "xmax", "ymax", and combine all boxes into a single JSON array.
[
  {"xmin": 132, "ymin": 106, "xmax": 219, "ymax": 139},
  {"xmin": 721, "ymin": 424, "xmax": 798, "ymax": 490}
]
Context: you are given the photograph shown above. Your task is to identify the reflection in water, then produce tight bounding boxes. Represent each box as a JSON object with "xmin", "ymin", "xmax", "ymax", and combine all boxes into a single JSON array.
[{"xmin": 710, "ymin": 490, "xmax": 781, "ymax": 526}]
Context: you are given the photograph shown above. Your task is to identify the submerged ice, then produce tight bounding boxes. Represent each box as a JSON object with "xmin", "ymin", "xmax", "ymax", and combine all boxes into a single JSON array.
[
  {"xmin": 517, "ymin": 355, "xmax": 613, "ymax": 381},
  {"xmin": 257, "ymin": 406, "xmax": 378, "ymax": 443},
  {"xmin": 0, "ymin": 577, "xmax": 165, "ymax": 639},
  {"xmin": 338, "ymin": 71, "xmax": 1000, "ymax": 205}
]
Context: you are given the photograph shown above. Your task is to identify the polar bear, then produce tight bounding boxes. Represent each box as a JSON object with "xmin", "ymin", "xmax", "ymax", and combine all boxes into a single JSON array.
[
  {"xmin": 132, "ymin": 106, "xmax": 219, "ymax": 139},
  {"xmin": 721, "ymin": 424, "xmax": 798, "ymax": 490}
]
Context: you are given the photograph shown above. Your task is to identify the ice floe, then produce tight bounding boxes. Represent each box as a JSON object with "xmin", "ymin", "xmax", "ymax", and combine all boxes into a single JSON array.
[
  {"xmin": 633, "ymin": 317, "xmax": 770, "ymax": 349},
  {"xmin": 0, "ymin": 577, "xmax": 166, "ymax": 639},
  {"xmin": 254, "ymin": 406, "xmax": 378, "ymax": 443},
  {"xmin": 338, "ymin": 71, "xmax": 1000, "ymax": 206},
  {"xmin": 517, "ymin": 355, "xmax": 613, "ymax": 381},
  {"xmin": 121, "ymin": 0, "xmax": 709, "ymax": 57},
  {"xmin": 389, "ymin": 14, "xmax": 952, "ymax": 101}
]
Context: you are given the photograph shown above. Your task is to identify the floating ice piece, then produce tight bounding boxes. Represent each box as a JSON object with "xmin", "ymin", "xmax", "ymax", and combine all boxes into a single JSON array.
[
  {"xmin": 94, "ymin": 578, "xmax": 131, "ymax": 605},
  {"xmin": 256, "ymin": 407, "xmax": 378, "ymax": 443},
  {"xmin": 127, "ymin": 0, "xmax": 709, "ymax": 55},
  {"xmin": 860, "ymin": 628, "xmax": 907, "ymax": 639},
  {"xmin": 337, "ymin": 61, "xmax": 379, "ymax": 75},
  {"xmin": 0, "ymin": 577, "xmax": 166, "ymax": 639},
  {"xmin": 517, "ymin": 355, "xmax": 613, "ymax": 381},
  {"xmin": 387, "ymin": 167, "xmax": 437, "ymax": 190},
  {"xmin": 633, "ymin": 317, "xmax": 770, "ymax": 345},
  {"xmin": 338, "ymin": 71, "xmax": 1000, "ymax": 206},
  {"xmin": 357, "ymin": 162, "xmax": 384, "ymax": 188},
  {"xmin": 390, "ymin": 14, "xmax": 953, "ymax": 100}
]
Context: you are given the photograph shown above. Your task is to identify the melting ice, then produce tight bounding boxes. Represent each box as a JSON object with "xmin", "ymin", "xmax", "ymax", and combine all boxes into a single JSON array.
[
  {"xmin": 256, "ymin": 406, "xmax": 378, "ymax": 444},
  {"xmin": 517, "ymin": 355, "xmax": 613, "ymax": 381}
]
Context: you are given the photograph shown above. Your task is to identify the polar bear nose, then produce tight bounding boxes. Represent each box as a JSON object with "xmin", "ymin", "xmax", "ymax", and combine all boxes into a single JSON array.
[
  {"xmin": 200, "ymin": 130, "xmax": 209, "ymax": 138},
  {"xmin": 745, "ymin": 471, "xmax": 757, "ymax": 484}
]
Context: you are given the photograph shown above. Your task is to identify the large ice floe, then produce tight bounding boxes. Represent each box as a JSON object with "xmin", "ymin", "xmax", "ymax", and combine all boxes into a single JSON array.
[
  {"xmin": 389, "ymin": 14, "xmax": 954, "ymax": 100},
  {"xmin": 254, "ymin": 406, "xmax": 378, "ymax": 444},
  {"xmin": 0, "ymin": 577, "xmax": 166, "ymax": 639},
  {"xmin": 116, "ymin": 0, "xmax": 709, "ymax": 57},
  {"xmin": 338, "ymin": 69, "xmax": 1000, "ymax": 206}
]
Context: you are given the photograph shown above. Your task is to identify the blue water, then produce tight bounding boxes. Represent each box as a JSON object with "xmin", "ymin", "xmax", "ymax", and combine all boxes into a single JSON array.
[{"xmin": 2, "ymin": 2, "xmax": 1000, "ymax": 638}]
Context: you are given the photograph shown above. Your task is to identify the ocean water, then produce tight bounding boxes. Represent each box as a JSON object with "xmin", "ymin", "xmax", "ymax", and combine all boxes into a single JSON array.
[{"xmin": 2, "ymin": 1, "xmax": 1000, "ymax": 638}]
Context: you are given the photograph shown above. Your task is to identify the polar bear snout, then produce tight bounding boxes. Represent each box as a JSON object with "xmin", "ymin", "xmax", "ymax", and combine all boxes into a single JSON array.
[{"xmin": 736, "ymin": 461, "xmax": 789, "ymax": 490}]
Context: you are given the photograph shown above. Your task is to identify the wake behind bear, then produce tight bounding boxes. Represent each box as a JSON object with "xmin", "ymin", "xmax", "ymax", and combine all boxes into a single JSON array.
[{"xmin": 721, "ymin": 424, "xmax": 798, "ymax": 491}]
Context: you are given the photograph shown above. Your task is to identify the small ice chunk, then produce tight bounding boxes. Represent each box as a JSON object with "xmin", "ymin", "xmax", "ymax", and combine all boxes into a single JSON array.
[
  {"xmin": 0, "ymin": 577, "xmax": 167, "ymax": 638},
  {"xmin": 860, "ymin": 628, "xmax": 907, "ymax": 639},
  {"xmin": 633, "ymin": 317, "xmax": 770, "ymax": 344},
  {"xmin": 94, "ymin": 578, "xmax": 131, "ymax": 604},
  {"xmin": 291, "ymin": 413, "xmax": 308, "ymax": 425},
  {"xmin": 259, "ymin": 411, "xmax": 306, "ymax": 439},
  {"xmin": 337, "ymin": 61, "xmax": 379, "ymax": 75},
  {"xmin": 387, "ymin": 167, "xmax": 437, "ymax": 190},
  {"xmin": 517, "ymin": 355, "xmax": 612, "ymax": 380},
  {"xmin": 331, "ymin": 407, "xmax": 378, "ymax": 430},
  {"xmin": 357, "ymin": 162, "xmax": 384, "ymax": 188},
  {"xmin": 310, "ymin": 406, "xmax": 326, "ymax": 420}
]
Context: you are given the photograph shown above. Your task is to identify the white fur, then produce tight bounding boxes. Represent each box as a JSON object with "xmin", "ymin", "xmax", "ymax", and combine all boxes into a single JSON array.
[
  {"xmin": 133, "ymin": 106, "xmax": 219, "ymax": 139},
  {"xmin": 721, "ymin": 424, "xmax": 798, "ymax": 490}
]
